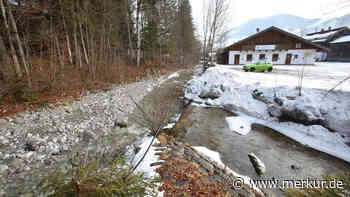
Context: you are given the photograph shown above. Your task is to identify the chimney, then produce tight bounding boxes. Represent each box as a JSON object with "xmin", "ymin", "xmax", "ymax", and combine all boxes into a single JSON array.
[
  {"xmin": 256, "ymin": 28, "xmax": 260, "ymax": 33},
  {"xmin": 328, "ymin": 26, "xmax": 332, "ymax": 31}
]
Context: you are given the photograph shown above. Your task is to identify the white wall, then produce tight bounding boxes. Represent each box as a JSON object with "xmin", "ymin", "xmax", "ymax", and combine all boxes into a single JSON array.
[{"xmin": 228, "ymin": 49, "xmax": 316, "ymax": 65}]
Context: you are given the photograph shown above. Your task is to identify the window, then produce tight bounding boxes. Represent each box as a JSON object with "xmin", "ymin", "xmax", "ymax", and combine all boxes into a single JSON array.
[
  {"xmin": 247, "ymin": 54, "xmax": 253, "ymax": 62},
  {"xmin": 259, "ymin": 54, "xmax": 266, "ymax": 60},
  {"xmin": 296, "ymin": 43, "xmax": 301, "ymax": 49},
  {"xmin": 272, "ymin": 54, "xmax": 279, "ymax": 62}
]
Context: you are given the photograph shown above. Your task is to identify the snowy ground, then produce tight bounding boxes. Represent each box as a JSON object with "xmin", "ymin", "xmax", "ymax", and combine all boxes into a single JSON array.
[
  {"xmin": 133, "ymin": 137, "xmax": 164, "ymax": 197},
  {"xmin": 185, "ymin": 62, "xmax": 350, "ymax": 163},
  {"xmin": 218, "ymin": 62, "xmax": 350, "ymax": 91}
]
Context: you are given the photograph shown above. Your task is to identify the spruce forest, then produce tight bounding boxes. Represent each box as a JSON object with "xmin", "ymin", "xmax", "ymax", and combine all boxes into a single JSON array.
[{"xmin": 0, "ymin": 0, "xmax": 200, "ymax": 116}]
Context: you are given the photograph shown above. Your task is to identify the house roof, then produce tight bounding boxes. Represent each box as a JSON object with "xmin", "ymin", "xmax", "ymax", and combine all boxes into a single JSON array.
[
  {"xmin": 304, "ymin": 27, "xmax": 350, "ymax": 43},
  {"xmin": 305, "ymin": 27, "xmax": 346, "ymax": 36},
  {"xmin": 330, "ymin": 35, "xmax": 350, "ymax": 44},
  {"xmin": 224, "ymin": 26, "xmax": 328, "ymax": 52}
]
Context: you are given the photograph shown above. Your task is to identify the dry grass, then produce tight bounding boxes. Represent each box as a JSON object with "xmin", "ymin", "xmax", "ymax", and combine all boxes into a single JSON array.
[{"xmin": 0, "ymin": 57, "xmax": 185, "ymax": 117}]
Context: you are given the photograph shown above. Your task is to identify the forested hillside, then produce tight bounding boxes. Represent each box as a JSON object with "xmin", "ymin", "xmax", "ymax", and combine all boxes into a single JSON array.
[{"xmin": 0, "ymin": 0, "xmax": 200, "ymax": 116}]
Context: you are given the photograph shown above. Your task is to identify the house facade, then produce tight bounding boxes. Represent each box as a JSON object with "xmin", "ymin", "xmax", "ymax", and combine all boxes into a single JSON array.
[
  {"xmin": 304, "ymin": 27, "xmax": 350, "ymax": 62},
  {"xmin": 328, "ymin": 35, "xmax": 350, "ymax": 62},
  {"xmin": 217, "ymin": 26, "xmax": 327, "ymax": 65}
]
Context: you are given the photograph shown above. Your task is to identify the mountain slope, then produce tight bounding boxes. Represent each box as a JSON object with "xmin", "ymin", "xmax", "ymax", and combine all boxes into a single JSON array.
[
  {"xmin": 228, "ymin": 13, "xmax": 350, "ymax": 43},
  {"xmin": 228, "ymin": 14, "xmax": 318, "ymax": 41}
]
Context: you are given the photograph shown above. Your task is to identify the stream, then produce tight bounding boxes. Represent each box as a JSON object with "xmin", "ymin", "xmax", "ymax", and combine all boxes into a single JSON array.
[{"xmin": 181, "ymin": 106, "xmax": 350, "ymax": 182}]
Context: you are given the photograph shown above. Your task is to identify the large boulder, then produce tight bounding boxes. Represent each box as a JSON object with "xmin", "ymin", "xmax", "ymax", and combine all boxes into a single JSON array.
[
  {"xmin": 267, "ymin": 104, "xmax": 282, "ymax": 118},
  {"xmin": 199, "ymin": 87, "xmax": 222, "ymax": 99},
  {"xmin": 248, "ymin": 153, "xmax": 266, "ymax": 176}
]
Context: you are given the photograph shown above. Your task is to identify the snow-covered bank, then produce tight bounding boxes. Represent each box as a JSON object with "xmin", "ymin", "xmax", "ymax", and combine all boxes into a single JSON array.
[
  {"xmin": 185, "ymin": 64, "xmax": 350, "ymax": 163},
  {"xmin": 193, "ymin": 146, "xmax": 263, "ymax": 194},
  {"xmin": 133, "ymin": 137, "xmax": 164, "ymax": 197}
]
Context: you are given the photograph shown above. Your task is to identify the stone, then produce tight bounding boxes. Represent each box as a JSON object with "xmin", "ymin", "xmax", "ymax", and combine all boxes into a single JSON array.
[
  {"xmin": 13, "ymin": 118, "xmax": 25, "ymax": 124},
  {"xmin": 274, "ymin": 97, "xmax": 284, "ymax": 106},
  {"xmin": 0, "ymin": 119, "xmax": 7, "ymax": 125},
  {"xmin": 286, "ymin": 96, "xmax": 296, "ymax": 100},
  {"xmin": 24, "ymin": 142, "xmax": 36, "ymax": 152},
  {"xmin": 115, "ymin": 119, "xmax": 128, "ymax": 128},
  {"xmin": 0, "ymin": 136, "xmax": 9, "ymax": 145},
  {"xmin": 267, "ymin": 104, "xmax": 282, "ymax": 117},
  {"xmin": 80, "ymin": 131, "xmax": 95, "ymax": 143},
  {"xmin": 291, "ymin": 164, "xmax": 301, "ymax": 170},
  {"xmin": 47, "ymin": 142, "xmax": 60, "ymax": 155},
  {"xmin": 248, "ymin": 153, "xmax": 266, "ymax": 176},
  {"xmin": 20, "ymin": 193, "xmax": 33, "ymax": 197},
  {"xmin": 19, "ymin": 152, "xmax": 35, "ymax": 160},
  {"xmin": 0, "ymin": 165, "xmax": 8, "ymax": 174},
  {"xmin": 150, "ymin": 162, "xmax": 164, "ymax": 167},
  {"xmin": 199, "ymin": 88, "xmax": 221, "ymax": 99},
  {"xmin": 9, "ymin": 159, "xmax": 25, "ymax": 170}
]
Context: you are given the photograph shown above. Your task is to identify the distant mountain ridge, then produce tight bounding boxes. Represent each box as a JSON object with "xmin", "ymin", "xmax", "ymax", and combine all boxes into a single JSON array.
[{"xmin": 227, "ymin": 13, "xmax": 350, "ymax": 44}]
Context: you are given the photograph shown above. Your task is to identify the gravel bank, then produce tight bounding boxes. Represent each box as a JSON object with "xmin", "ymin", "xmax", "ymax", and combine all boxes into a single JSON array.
[{"xmin": 0, "ymin": 76, "xmax": 168, "ymax": 196}]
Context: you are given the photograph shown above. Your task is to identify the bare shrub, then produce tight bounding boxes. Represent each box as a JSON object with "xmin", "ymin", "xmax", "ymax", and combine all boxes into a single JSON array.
[
  {"xmin": 297, "ymin": 65, "xmax": 306, "ymax": 96},
  {"xmin": 128, "ymin": 78, "xmax": 184, "ymax": 176}
]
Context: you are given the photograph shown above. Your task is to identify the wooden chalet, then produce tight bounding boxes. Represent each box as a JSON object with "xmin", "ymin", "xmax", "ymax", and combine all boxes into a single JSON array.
[
  {"xmin": 305, "ymin": 27, "xmax": 350, "ymax": 62},
  {"xmin": 217, "ymin": 26, "xmax": 328, "ymax": 65}
]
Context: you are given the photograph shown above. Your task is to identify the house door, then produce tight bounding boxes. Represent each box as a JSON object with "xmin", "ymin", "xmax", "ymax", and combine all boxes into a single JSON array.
[
  {"xmin": 234, "ymin": 55, "xmax": 240, "ymax": 65},
  {"xmin": 285, "ymin": 54, "xmax": 292, "ymax": 65}
]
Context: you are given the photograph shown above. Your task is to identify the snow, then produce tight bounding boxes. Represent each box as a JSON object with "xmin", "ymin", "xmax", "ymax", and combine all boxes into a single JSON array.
[
  {"xmin": 226, "ymin": 116, "xmax": 255, "ymax": 135},
  {"xmin": 167, "ymin": 72, "xmax": 179, "ymax": 79},
  {"xmin": 304, "ymin": 31, "xmax": 336, "ymax": 40},
  {"xmin": 253, "ymin": 120, "xmax": 350, "ymax": 163},
  {"xmin": 312, "ymin": 38, "xmax": 327, "ymax": 42},
  {"xmin": 163, "ymin": 123, "xmax": 175, "ymax": 129},
  {"xmin": 330, "ymin": 35, "xmax": 350, "ymax": 43},
  {"xmin": 185, "ymin": 63, "xmax": 350, "ymax": 163},
  {"xmin": 193, "ymin": 146, "xmax": 263, "ymax": 194},
  {"xmin": 133, "ymin": 137, "xmax": 164, "ymax": 197}
]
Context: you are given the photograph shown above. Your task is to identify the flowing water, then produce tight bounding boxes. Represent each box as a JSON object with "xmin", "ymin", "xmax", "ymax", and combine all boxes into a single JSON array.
[{"xmin": 183, "ymin": 106, "xmax": 350, "ymax": 181}]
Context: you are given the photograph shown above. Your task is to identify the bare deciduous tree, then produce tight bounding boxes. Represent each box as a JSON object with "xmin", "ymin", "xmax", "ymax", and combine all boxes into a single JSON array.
[{"xmin": 201, "ymin": 0, "xmax": 231, "ymax": 64}]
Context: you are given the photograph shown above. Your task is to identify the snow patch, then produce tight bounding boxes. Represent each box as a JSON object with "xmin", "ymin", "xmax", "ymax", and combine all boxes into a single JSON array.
[
  {"xmin": 255, "ymin": 120, "xmax": 350, "ymax": 163},
  {"xmin": 133, "ymin": 137, "xmax": 164, "ymax": 197},
  {"xmin": 226, "ymin": 116, "xmax": 254, "ymax": 135},
  {"xmin": 167, "ymin": 72, "xmax": 179, "ymax": 79},
  {"xmin": 193, "ymin": 146, "xmax": 263, "ymax": 194},
  {"xmin": 185, "ymin": 64, "xmax": 350, "ymax": 163}
]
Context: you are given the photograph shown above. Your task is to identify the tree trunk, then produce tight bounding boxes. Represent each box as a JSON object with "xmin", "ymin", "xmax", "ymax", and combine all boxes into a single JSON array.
[
  {"xmin": 136, "ymin": 0, "xmax": 142, "ymax": 67},
  {"xmin": 125, "ymin": 0, "xmax": 134, "ymax": 60},
  {"xmin": 7, "ymin": 0, "xmax": 31, "ymax": 87},
  {"xmin": 74, "ymin": 21, "xmax": 82, "ymax": 69},
  {"xmin": 79, "ymin": 23, "xmax": 89, "ymax": 65},
  {"xmin": 63, "ymin": 18, "xmax": 73, "ymax": 64},
  {"xmin": 55, "ymin": 35, "xmax": 64, "ymax": 71},
  {"xmin": 0, "ymin": 0, "xmax": 22, "ymax": 78}
]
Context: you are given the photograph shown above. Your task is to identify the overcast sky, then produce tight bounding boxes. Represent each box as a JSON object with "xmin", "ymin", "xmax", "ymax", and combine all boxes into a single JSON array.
[{"xmin": 189, "ymin": 0, "xmax": 349, "ymax": 31}]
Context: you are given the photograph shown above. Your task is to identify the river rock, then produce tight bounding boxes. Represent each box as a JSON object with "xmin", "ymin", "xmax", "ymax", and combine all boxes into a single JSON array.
[
  {"xmin": 248, "ymin": 153, "xmax": 266, "ymax": 176},
  {"xmin": 18, "ymin": 152, "xmax": 35, "ymax": 160},
  {"xmin": 9, "ymin": 159, "xmax": 25, "ymax": 171},
  {"xmin": 0, "ymin": 136, "xmax": 9, "ymax": 145},
  {"xmin": 267, "ymin": 104, "xmax": 282, "ymax": 117},
  {"xmin": 0, "ymin": 119, "xmax": 7, "ymax": 125},
  {"xmin": 115, "ymin": 119, "xmax": 128, "ymax": 128},
  {"xmin": 0, "ymin": 165, "xmax": 8, "ymax": 174},
  {"xmin": 199, "ymin": 88, "xmax": 221, "ymax": 99}
]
